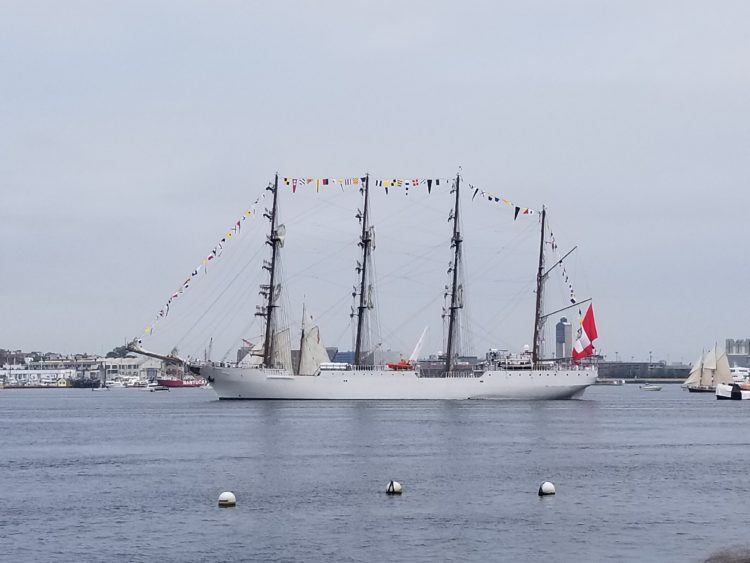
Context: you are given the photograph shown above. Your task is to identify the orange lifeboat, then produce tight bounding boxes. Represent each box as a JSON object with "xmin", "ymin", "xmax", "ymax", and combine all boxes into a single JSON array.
[{"xmin": 387, "ymin": 360, "xmax": 413, "ymax": 371}]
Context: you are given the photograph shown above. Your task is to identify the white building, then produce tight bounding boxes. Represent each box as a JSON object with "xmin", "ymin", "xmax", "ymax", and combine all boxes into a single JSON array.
[
  {"xmin": 27, "ymin": 356, "xmax": 101, "ymax": 379},
  {"xmin": 727, "ymin": 339, "xmax": 750, "ymax": 368},
  {"xmin": 556, "ymin": 317, "xmax": 573, "ymax": 359},
  {"xmin": 0, "ymin": 355, "xmax": 164, "ymax": 387},
  {"xmin": 100, "ymin": 357, "xmax": 163, "ymax": 382},
  {"xmin": 0, "ymin": 366, "xmax": 77, "ymax": 387}
]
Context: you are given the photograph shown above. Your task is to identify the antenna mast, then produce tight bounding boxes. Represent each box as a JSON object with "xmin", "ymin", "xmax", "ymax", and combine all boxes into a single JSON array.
[
  {"xmin": 445, "ymin": 173, "xmax": 462, "ymax": 375},
  {"xmin": 532, "ymin": 206, "xmax": 547, "ymax": 365},
  {"xmin": 353, "ymin": 174, "xmax": 372, "ymax": 367}
]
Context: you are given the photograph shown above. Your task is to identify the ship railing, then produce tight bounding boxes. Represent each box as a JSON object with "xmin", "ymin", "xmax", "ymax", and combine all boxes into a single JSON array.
[
  {"xmin": 210, "ymin": 362, "xmax": 289, "ymax": 374},
  {"xmin": 481, "ymin": 360, "xmax": 596, "ymax": 372},
  {"xmin": 419, "ymin": 370, "xmax": 480, "ymax": 379},
  {"xmin": 347, "ymin": 364, "xmax": 417, "ymax": 372},
  {"xmin": 262, "ymin": 367, "xmax": 288, "ymax": 374}
]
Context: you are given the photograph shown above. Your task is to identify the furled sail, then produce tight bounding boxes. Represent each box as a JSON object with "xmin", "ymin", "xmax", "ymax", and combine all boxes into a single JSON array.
[
  {"xmin": 298, "ymin": 311, "xmax": 330, "ymax": 375},
  {"xmin": 683, "ymin": 355, "xmax": 703, "ymax": 387},
  {"xmin": 271, "ymin": 328, "xmax": 292, "ymax": 371}
]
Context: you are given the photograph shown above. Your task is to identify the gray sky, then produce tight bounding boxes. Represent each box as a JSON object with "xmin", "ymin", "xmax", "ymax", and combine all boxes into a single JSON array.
[{"xmin": 2, "ymin": 0, "xmax": 749, "ymax": 363}]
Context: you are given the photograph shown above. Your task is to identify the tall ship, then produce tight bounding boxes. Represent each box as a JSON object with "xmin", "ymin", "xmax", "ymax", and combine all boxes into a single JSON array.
[
  {"xmin": 683, "ymin": 345, "xmax": 733, "ymax": 393},
  {"xmin": 131, "ymin": 173, "xmax": 598, "ymax": 400}
]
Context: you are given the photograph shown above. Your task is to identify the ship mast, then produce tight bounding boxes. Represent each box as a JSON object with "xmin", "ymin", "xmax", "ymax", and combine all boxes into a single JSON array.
[
  {"xmin": 445, "ymin": 173, "xmax": 462, "ymax": 375},
  {"xmin": 259, "ymin": 173, "xmax": 281, "ymax": 367},
  {"xmin": 296, "ymin": 302, "xmax": 306, "ymax": 374},
  {"xmin": 532, "ymin": 206, "xmax": 546, "ymax": 365},
  {"xmin": 353, "ymin": 174, "xmax": 372, "ymax": 367}
]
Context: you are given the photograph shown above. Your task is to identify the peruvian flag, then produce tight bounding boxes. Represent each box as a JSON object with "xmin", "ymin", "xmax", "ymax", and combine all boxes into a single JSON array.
[{"xmin": 572, "ymin": 304, "xmax": 598, "ymax": 362}]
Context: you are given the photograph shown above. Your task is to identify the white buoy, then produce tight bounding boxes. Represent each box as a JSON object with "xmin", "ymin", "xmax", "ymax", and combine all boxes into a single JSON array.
[
  {"xmin": 538, "ymin": 482, "xmax": 556, "ymax": 496},
  {"xmin": 386, "ymin": 481, "xmax": 403, "ymax": 495},
  {"xmin": 218, "ymin": 491, "xmax": 236, "ymax": 507}
]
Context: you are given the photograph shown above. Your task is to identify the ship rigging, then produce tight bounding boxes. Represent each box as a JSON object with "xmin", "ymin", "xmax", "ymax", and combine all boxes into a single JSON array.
[{"xmin": 129, "ymin": 171, "xmax": 598, "ymax": 399}]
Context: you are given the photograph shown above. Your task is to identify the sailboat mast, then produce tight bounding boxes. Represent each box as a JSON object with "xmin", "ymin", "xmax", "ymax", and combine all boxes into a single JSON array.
[
  {"xmin": 261, "ymin": 173, "xmax": 280, "ymax": 367},
  {"xmin": 354, "ymin": 174, "xmax": 371, "ymax": 367},
  {"xmin": 296, "ymin": 302, "xmax": 306, "ymax": 374},
  {"xmin": 532, "ymin": 206, "xmax": 547, "ymax": 365},
  {"xmin": 445, "ymin": 173, "xmax": 462, "ymax": 375}
]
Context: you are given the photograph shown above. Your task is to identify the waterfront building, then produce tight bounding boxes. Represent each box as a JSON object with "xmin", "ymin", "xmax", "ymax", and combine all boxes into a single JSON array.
[
  {"xmin": 556, "ymin": 317, "xmax": 573, "ymax": 359},
  {"xmin": 0, "ymin": 352, "xmax": 164, "ymax": 387},
  {"xmin": 0, "ymin": 365, "xmax": 77, "ymax": 387},
  {"xmin": 0, "ymin": 350, "xmax": 29, "ymax": 366},
  {"xmin": 726, "ymin": 339, "xmax": 750, "ymax": 368},
  {"xmin": 27, "ymin": 355, "xmax": 101, "ymax": 379},
  {"xmin": 597, "ymin": 360, "xmax": 690, "ymax": 380},
  {"xmin": 101, "ymin": 357, "xmax": 163, "ymax": 382}
]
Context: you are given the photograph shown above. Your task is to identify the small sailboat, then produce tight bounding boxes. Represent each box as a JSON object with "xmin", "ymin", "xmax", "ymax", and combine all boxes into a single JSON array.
[{"xmin": 684, "ymin": 346, "xmax": 732, "ymax": 393}]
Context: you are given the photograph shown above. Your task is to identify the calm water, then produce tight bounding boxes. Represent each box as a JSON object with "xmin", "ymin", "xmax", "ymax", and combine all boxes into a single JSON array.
[{"xmin": 1, "ymin": 385, "xmax": 748, "ymax": 562}]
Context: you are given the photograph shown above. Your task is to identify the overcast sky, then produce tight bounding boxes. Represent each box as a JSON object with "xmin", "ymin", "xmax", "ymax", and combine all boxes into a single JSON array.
[{"xmin": 2, "ymin": 1, "xmax": 749, "ymax": 363}]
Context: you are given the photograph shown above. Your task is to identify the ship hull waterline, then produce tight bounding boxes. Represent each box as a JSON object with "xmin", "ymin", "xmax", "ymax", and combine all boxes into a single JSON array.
[
  {"xmin": 687, "ymin": 386, "xmax": 715, "ymax": 393},
  {"xmin": 200, "ymin": 366, "xmax": 598, "ymax": 400},
  {"xmin": 156, "ymin": 379, "xmax": 205, "ymax": 388}
]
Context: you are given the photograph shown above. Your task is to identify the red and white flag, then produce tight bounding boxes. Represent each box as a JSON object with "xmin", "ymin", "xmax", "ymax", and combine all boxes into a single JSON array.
[{"xmin": 572, "ymin": 304, "xmax": 598, "ymax": 362}]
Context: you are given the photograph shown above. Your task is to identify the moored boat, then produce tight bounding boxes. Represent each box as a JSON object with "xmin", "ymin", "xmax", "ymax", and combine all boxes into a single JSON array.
[
  {"xmin": 156, "ymin": 377, "xmax": 206, "ymax": 388},
  {"xmin": 147, "ymin": 381, "xmax": 170, "ymax": 392},
  {"xmin": 716, "ymin": 382, "xmax": 750, "ymax": 400}
]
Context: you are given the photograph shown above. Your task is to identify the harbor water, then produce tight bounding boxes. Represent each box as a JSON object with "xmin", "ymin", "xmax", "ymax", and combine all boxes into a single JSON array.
[{"xmin": 1, "ymin": 385, "xmax": 748, "ymax": 562}]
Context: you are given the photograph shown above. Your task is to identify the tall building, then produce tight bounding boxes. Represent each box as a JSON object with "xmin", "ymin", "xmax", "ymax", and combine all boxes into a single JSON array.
[
  {"xmin": 726, "ymin": 338, "xmax": 750, "ymax": 368},
  {"xmin": 556, "ymin": 317, "xmax": 573, "ymax": 359}
]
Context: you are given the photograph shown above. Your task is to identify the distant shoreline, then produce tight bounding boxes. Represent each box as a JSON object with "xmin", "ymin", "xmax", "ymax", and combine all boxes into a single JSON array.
[{"xmin": 597, "ymin": 378, "xmax": 684, "ymax": 384}]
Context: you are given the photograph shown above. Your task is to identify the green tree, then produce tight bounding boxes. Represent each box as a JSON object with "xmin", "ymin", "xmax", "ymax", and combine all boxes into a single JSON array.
[{"xmin": 105, "ymin": 346, "xmax": 133, "ymax": 358}]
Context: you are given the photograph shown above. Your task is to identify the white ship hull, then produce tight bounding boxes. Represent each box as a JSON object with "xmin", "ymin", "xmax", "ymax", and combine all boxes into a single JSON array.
[
  {"xmin": 716, "ymin": 383, "xmax": 750, "ymax": 400},
  {"xmin": 202, "ymin": 365, "xmax": 598, "ymax": 400}
]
